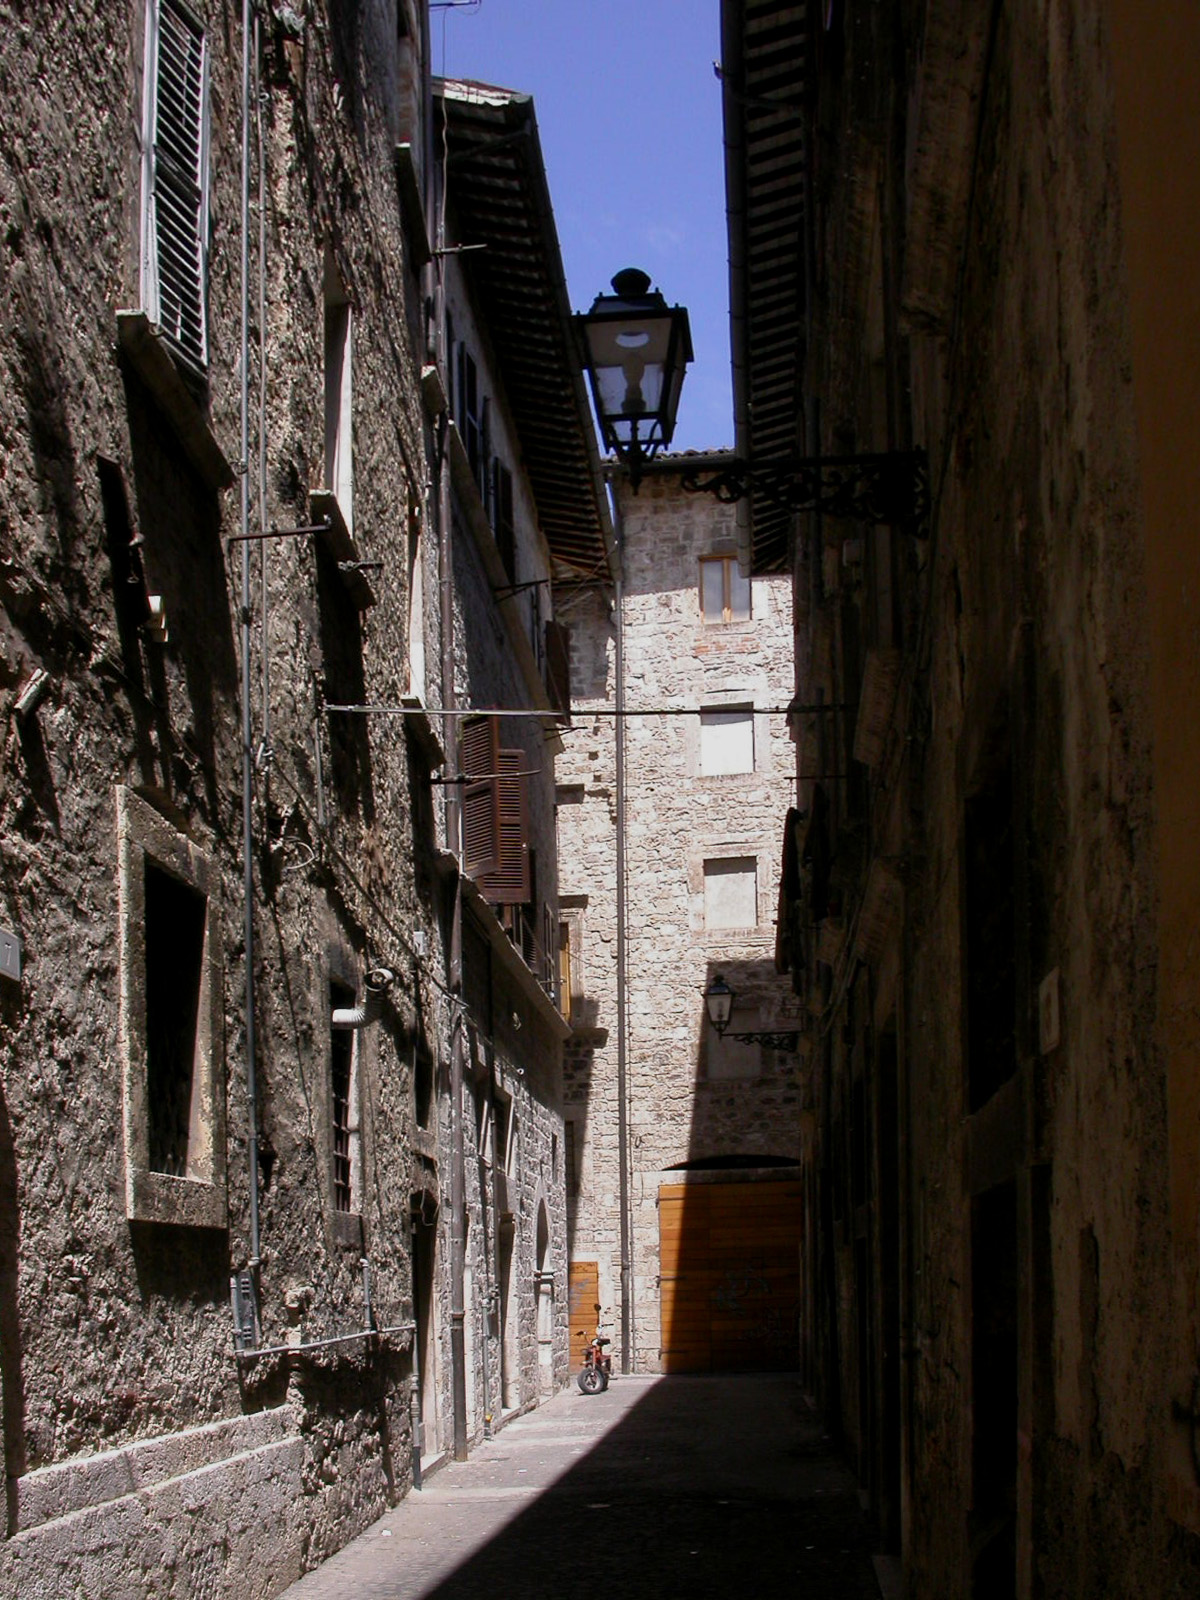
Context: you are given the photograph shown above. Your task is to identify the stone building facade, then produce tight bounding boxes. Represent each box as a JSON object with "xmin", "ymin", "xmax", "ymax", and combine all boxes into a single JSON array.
[
  {"xmin": 0, "ymin": 9, "xmax": 599, "ymax": 1596},
  {"xmin": 558, "ymin": 465, "xmax": 801, "ymax": 1375},
  {"xmin": 722, "ymin": 0, "xmax": 1200, "ymax": 1595}
]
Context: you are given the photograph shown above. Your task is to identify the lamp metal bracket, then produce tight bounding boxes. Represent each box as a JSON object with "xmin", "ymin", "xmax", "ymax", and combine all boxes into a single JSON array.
[
  {"xmin": 722, "ymin": 1029, "xmax": 801, "ymax": 1051},
  {"xmin": 679, "ymin": 450, "xmax": 929, "ymax": 531}
]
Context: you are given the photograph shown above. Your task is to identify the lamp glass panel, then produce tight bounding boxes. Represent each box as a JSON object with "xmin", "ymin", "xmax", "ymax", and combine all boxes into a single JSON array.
[
  {"xmin": 585, "ymin": 315, "xmax": 674, "ymax": 424},
  {"xmin": 729, "ymin": 563, "xmax": 751, "ymax": 621},
  {"xmin": 705, "ymin": 980, "xmax": 733, "ymax": 1029}
]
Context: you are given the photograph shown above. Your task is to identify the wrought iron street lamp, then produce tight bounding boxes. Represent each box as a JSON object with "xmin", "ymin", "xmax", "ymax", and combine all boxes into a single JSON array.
[
  {"xmin": 578, "ymin": 271, "xmax": 928, "ymax": 528},
  {"xmin": 704, "ymin": 974, "xmax": 799, "ymax": 1052},
  {"xmin": 575, "ymin": 269, "xmax": 693, "ymax": 489}
]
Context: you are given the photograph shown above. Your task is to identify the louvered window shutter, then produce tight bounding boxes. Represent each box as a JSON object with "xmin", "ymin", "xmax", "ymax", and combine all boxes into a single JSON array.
[
  {"xmin": 461, "ymin": 717, "xmax": 500, "ymax": 879},
  {"xmin": 142, "ymin": 0, "xmax": 209, "ymax": 371},
  {"xmin": 544, "ymin": 619, "xmax": 571, "ymax": 717},
  {"xmin": 493, "ymin": 462, "xmax": 515, "ymax": 584},
  {"xmin": 478, "ymin": 749, "xmax": 531, "ymax": 906}
]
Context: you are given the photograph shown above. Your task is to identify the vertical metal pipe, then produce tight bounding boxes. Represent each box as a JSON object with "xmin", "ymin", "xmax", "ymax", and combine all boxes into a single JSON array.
[
  {"xmin": 239, "ymin": 0, "xmax": 261, "ymax": 1270},
  {"xmin": 255, "ymin": 12, "xmax": 271, "ymax": 765},
  {"xmin": 613, "ymin": 493, "xmax": 633, "ymax": 1374}
]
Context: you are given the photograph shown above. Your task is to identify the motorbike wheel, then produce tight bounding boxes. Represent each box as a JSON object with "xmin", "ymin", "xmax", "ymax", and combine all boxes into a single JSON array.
[{"xmin": 577, "ymin": 1366, "xmax": 605, "ymax": 1395}]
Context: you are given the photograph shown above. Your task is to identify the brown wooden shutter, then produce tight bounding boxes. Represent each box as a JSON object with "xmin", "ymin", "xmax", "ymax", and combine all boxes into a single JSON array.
[
  {"xmin": 461, "ymin": 716, "xmax": 500, "ymax": 878},
  {"xmin": 544, "ymin": 619, "xmax": 571, "ymax": 719},
  {"xmin": 477, "ymin": 748, "xmax": 530, "ymax": 905},
  {"xmin": 492, "ymin": 462, "xmax": 515, "ymax": 583}
]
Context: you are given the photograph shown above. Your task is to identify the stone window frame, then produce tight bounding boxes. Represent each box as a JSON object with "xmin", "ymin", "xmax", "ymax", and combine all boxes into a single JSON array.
[
  {"xmin": 558, "ymin": 903, "xmax": 586, "ymax": 1021},
  {"xmin": 702, "ymin": 854, "xmax": 760, "ymax": 932},
  {"xmin": 698, "ymin": 703, "xmax": 756, "ymax": 776},
  {"xmin": 117, "ymin": 786, "xmax": 227, "ymax": 1229},
  {"xmin": 704, "ymin": 1016, "xmax": 764, "ymax": 1083}
]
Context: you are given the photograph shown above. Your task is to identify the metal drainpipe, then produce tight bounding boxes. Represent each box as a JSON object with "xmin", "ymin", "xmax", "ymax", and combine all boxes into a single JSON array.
[
  {"xmin": 239, "ymin": 0, "xmax": 261, "ymax": 1274},
  {"xmin": 433, "ymin": 177, "xmax": 469, "ymax": 1461},
  {"xmin": 612, "ymin": 488, "xmax": 633, "ymax": 1374}
]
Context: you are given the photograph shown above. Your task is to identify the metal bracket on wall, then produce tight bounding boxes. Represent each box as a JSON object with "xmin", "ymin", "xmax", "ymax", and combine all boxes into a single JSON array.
[
  {"xmin": 492, "ymin": 577, "xmax": 550, "ymax": 603},
  {"xmin": 723, "ymin": 1030, "xmax": 801, "ymax": 1051},
  {"xmin": 226, "ymin": 519, "xmax": 331, "ymax": 547},
  {"xmin": 678, "ymin": 450, "xmax": 930, "ymax": 531}
]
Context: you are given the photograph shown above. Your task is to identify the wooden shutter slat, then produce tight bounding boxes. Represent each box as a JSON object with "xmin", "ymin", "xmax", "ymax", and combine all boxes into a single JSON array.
[
  {"xmin": 461, "ymin": 716, "xmax": 500, "ymax": 878},
  {"xmin": 151, "ymin": 0, "xmax": 207, "ymax": 368},
  {"xmin": 544, "ymin": 619, "xmax": 571, "ymax": 718},
  {"xmin": 478, "ymin": 748, "xmax": 530, "ymax": 905}
]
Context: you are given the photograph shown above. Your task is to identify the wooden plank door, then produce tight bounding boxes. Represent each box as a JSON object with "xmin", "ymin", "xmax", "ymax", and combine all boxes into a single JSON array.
[
  {"xmin": 569, "ymin": 1259, "xmax": 600, "ymax": 1370},
  {"xmin": 659, "ymin": 1180, "xmax": 803, "ymax": 1372}
]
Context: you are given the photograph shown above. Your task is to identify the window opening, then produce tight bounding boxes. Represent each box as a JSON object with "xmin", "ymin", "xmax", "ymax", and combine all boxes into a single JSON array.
[
  {"xmin": 703, "ymin": 856, "xmax": 758, "ymax": 930},
  {"xmin": 492, "ymin": 459, "xmax": 515, "ymax": 584},
  {"xmin": 324, "ymin": 253, "xmax": 353, "ymax": 530},
  {"xmin": 699, "ymin": 706, "xmax": 755, "ymax": 775},
  {"xmin": 700, "ymin": 555, "xmax": 751, "ymax": 623},
  {"xmin": 481, "ymin": 397, "xmax": 493, "ymax": 512},
  {"xmin": 331, "ymin": 981, "xmax": 355, "ymax": 1213},
  {"xmin": 477, "ymin": 1088, "xmax": 493, "ymax": 1165},
  {"xmin": 144, "ymin": 859, "xmax": 206, "ymax": 1175},
  {"xmin": 458, "ymin": 345, "xmax": 483, "ymax": 486},
  {"xmin": 494, "ymin": 1094, "xmax": 511, "ymax": 1175},
  {"xmin": 706, "ymin": 1022, "xmax": 760, "ymax": 1081},
  {"xmin": 414, "ymin": 1041, "xmax": 433, "ymax": 1130}
]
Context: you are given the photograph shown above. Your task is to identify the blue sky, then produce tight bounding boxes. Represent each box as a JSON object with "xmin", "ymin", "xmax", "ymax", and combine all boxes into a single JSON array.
[{"xmin": 434, "ymin": 0, "xmax": 733, "ymax": 453}]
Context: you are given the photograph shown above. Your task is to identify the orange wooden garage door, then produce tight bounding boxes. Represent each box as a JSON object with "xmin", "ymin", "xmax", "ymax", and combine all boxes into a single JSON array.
[{"xmin": 658, "ymin": 1180, "xmax": 802, "ymax": 1372}]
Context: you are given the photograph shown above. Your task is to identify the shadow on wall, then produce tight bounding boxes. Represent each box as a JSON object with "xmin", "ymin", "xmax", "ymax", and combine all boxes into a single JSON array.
[
  {"xmin": 12, "ymin": 256, "xmax": 87, "ymax": 616},
  {"xmin": 316, "ymin": 545, "xmax": 375, "ymax": 823},
  {"xmin": 98, "ymin": 457, "xmax": 169, "ymax": 797},
  {"xmin": 121, "ymin": 367, "xmax": 239, "ymax": 821},
  {"xmin": 655, "ymin": 957, "xmax": 804, "ymax": 1375},
  {"xmin": 0, "ymin": 1040, "xmax": 24, "ymax": 1535}
]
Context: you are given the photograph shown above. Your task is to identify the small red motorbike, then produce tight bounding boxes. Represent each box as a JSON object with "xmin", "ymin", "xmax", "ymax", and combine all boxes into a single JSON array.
[{"xmin": 576, "ymin": 1317, "xmax": 612, "ymax": 1394}]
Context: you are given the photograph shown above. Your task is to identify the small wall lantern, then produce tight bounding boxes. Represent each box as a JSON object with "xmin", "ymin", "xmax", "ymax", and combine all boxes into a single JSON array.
[
  {"xmin": 703, "ymin": 973, "xmax": 799, "ymax": 1051},
  {"xmin": 575, "ymin": 268, "xmax": 693, "ymax": 488}
]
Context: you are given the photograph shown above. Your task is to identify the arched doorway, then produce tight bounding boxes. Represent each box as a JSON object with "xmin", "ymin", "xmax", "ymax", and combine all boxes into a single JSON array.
[
  {"xmin": 497, "ymin": 1215, "xmax": 519, "ymax": 1412},
  {"xmin": 535, "ymin": 1199, "xmax": 553, "ymax": 1396},
  {"xmin": 410, "ymin": 1189, "xmax": 440, "ymax": 1463}
]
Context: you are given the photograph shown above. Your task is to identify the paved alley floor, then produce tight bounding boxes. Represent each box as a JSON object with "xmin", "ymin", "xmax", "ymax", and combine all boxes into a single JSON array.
[{"xmin": 279, "ymin": 1372, "xmax": 881, "ymax": 1600}]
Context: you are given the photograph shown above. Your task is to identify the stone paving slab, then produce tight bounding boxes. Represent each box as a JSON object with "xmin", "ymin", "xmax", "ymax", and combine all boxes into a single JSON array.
[{"xmin": 279, "ymin": 1373, "xmax": 881, "ymax": 1600}]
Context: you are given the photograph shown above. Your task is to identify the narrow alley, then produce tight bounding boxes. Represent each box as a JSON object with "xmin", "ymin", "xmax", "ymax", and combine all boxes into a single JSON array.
[
  {"xmin": 5, "ymin": 3, "xmax": 1200, "ymax": 1598},
  {"xmin": 280, "ymin": 1374, "xmax": 882, "ymax": 1600}
]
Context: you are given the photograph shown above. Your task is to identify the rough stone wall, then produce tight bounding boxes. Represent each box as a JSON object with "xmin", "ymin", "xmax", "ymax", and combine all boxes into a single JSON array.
[
  {"xmin": 799, "ymin": 0, "xmax": 1200, "ymax": 1592},
  {"xmin": 558, "ymin": 472, "xmax": 800, "ymax": 1371},
  {"xmin": 0, "ymin": 3, "xmax": 436, "ymax": 1594},
  {"xmin": 904, "ymin": 5, "xmax": 1174, "ymax": 1590},
  {"xmin": 434, "ymin": 243, "xmax": 571, "ymax": 1436}
]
